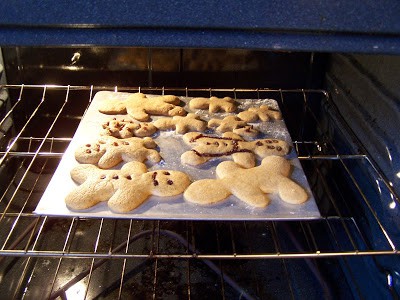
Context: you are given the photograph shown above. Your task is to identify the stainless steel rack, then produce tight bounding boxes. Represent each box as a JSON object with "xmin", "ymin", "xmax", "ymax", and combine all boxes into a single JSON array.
[{"xmin": 0, "ymin": 85, "xmax": 399, "ymax": 299}]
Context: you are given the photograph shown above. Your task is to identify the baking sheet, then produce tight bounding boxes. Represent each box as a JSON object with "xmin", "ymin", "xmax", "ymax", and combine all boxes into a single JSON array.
[{"xmin": 35, "ymin": 91, "xmax": 321, "ymax": 220}]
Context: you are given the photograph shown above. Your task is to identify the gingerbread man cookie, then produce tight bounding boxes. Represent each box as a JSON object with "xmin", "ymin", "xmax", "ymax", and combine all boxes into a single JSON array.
[
  {"xmin": 154, "ymin": 113, "xmax": 207, "ymax": 134},
  {"xmin": 208, "ymin": 115, "xmax": 258, "ymax": 137},
  {"xmin": 98, "ymin": 93, "xmax": 186, "ymax": 121},
  {"xmin": 189, "ymin": 96, "xmax": 236, "ymax": 113},
  {"xmin": 66, "ymin": 161, "xmax": 191, "ymax": 213},
  {"xmin": 102, "ymin": 118, "xmax": 157, "ymax": 138},
  {"xmin": 181, "ymin": 132, "xmax": 289, "ymax": 168},
  {"xmin": 238, "ymin": 105, "xmax": 282, "ymax": 122},
  {"xmin": 75, "ymin": 136, "xmax": 161, "ymax": 169},
  {"xmin": 184, "ymin": 156, "xmax": 308, "ymax": 207}
]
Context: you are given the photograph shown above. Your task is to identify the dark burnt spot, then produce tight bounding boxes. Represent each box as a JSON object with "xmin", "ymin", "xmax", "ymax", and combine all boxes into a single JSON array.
[
  {"xmin": 267, "ymin": 145, "xmax": 275, "ymax": 149},
  {"xmin": 126, "ymin": 175, "xmax": 132, "ymax": 180},
  {"xmin": 163, "ymin": 171, "xmax": 170, "ymax": 175},
  {"xmin": 85, "ymin": 149, "xmax": 91, "ymax": 153},
  {"xmin": 112, "ymin": 175, "xmax": 119, "ymax": 179},
  {"xmin": 100, "ymin": 175, "xmax": 106, "ymax": 179},
  {"xmin": 272, "ymin": 139, "xmax": 279, "ymax": 143},
  {"xmin": 167, "ymin": 180, "xmax": 173, "ymax": 185},
  {"xmin": 113, "ymin": 142, "xmax": 119, "ymax": 146},
  {"xmin": 86, "ymin": 144, "xmax": 91, "ymax": 147},
  {"xmin": 153, "ymin": 180, "xmax": 159, "ymax": 186},
  {"xmin": 256, "ymin": 141, "xmax": 263, "ymax": 146},
  {"xmin": 276, "ymin": 146, "xmax": 282, "ymax": 151}
]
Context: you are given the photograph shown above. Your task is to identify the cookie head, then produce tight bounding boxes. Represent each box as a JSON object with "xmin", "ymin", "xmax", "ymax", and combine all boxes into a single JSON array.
[
  {"xmin": 75, "ymin": 143, "xmax": 105, "ymax": 164},
  {"xmin": 146, "ymin": 170, "xmax": 191, "ymax": 197},
  {"xmin": 252, "ymin": 139, "xmax": 290, "ymax": 157}
]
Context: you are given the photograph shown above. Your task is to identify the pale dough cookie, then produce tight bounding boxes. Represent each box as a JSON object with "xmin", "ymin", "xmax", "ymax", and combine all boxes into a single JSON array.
[
  {"xmin": 66, "ymin": 161, "xmax": 191, "ymax": 213},
  {"xmin": 189, "ymin": 96, "xmax": 236, "ymax": 113},
  {"xmin": 184, "ymin": 156, "xmax": 308, "ymax": 207},
  {"xmin": 75, "ymin": 136, "xmax": 161, "ymax": 169},
  {"xmin": 238, "ymin": 105, "xmax": 282, "ymax": 122},
  {"xmin": 154, "ymin": 113, "xmax": 207, "ymax": 134},
  {"xmin": 181, "ymin": 132, "xmax": 290, "ymax": 168},
  {"xmin": 98, "ymin": 93, "xmax": 186, "ymax": 121},
  {"xmin": 101, "ymin": 118, "xmax": 157, "ymax": 138},
  {"xmin": 208, "ymin": 115, "xmax": 258, "ymax": 137}
]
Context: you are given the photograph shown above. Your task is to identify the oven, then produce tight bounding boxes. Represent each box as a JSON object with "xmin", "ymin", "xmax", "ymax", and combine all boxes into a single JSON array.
[{"xmin": 0, "ymin": 2, "xmax": 399, "ymax": 299}]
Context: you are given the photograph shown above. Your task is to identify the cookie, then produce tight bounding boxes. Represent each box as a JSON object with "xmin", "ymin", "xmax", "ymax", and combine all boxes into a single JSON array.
[
  {"xmin": 184, "ymin": 156, "xmax": 308, "ymax": 207},
  {"xmin": 208, "ymin": 115, "xmax": 258, "ymax": 137},
  {"xmin": 154, "ymin": 113, "xmax": 207, "ymax": 134},
  {"xmin": 189, "ymin": 96, "xmax": 236, "ymax": 113},
  {"xmin": 181, "ymin": 132, "xmax": 289, "ymax": 168},
  {"xmin": 98, "ymin": 93, "xmax": 186, "ymax": 121},
  {"xmin": 66, "ymin": 161, "xmax": 191, "ymax": 213},
  {"xmin": 102, "ymin": 118, "xmax": 157, "ymax": 138},
  {"xmin": 75, "ymin": 136, "xmax": 161, "ymax": 169},
  {"xmin": 238, "ymin": 105, "xmax": 282, "ymax": 122}
]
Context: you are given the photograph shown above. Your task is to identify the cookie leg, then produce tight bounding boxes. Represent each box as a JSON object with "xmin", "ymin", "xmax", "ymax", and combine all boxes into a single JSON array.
[
  {"xmin": 231, "ymin": 187, "xmax": 271, "ymax": 208},
  {"xmin": 108, "ymin": 188, "xmax": 149, "ymax": 213},
  {"xmin": 66, "ymin": 180, "xmax": 114, "ymax": 210},
  {"xmin": 98, "ymin": 149, "xmax": 122, "ymax": 169},
  {"xmin": 278, "ymin": 178, "xmax": 308, "ymax": 204}
]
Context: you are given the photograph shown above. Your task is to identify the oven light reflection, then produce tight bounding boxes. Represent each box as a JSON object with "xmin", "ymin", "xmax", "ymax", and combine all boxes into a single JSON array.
[
  {"xmin": 386, "ymin": 146, "xmax": 392, "ymax": 162},
  {"xmin": 396, "ymin": 171, "xmax": 400, "ymax": 178},
  {"xmin": 65, "ymin": 281, "xmax": 87, "ymax": 300},
  {"xmin": 389, "ymin": 193, "xmax": 396, "ymax": 209}
]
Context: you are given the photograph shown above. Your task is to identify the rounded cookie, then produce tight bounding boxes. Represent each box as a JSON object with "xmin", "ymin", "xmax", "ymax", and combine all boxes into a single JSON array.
[
  {"xmin": 154, "ymin": 113, "xmax": 207, "ymax": 134},
  {"xmin": 98, "ymin": 93, "xmax": 186, "ymax": 121},
  {"xmin": 184, "ymin": 156, "xmax": 308, "ymax": 207},
  {"xmin": 208, "ymin": 115, "xmax": 258, "ymax": 137},
  {"xmin": 181, "ymin": 132, "xmax": 290, "ymax": 168},
  {"xmin": 238, "ymin": 105, "xmax": 282, "ymax": 122},
  {"xmin": 102, "ymin": 118, "xmax": 157, "ymax": 138},
  {"xmin": 75, "ymin": 136, "xmax": 161, "ymax": 169},
  {"xmin": 66, "ymin": 161, "xmax": 191, "ymax": 213},
  {"xmin": 189, "ymin": 96, "xmax": 236, "ymax": 113}
]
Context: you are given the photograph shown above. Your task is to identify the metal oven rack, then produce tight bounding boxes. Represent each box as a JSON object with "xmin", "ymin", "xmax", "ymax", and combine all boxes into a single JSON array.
[{"xmin": 0, "ymin": 85, "xmax": 399, "ymax": 299}]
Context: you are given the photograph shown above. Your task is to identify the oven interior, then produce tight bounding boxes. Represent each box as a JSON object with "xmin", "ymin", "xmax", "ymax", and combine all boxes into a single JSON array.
[{"xmin": 0, "ymin": 47, "xmax": 399, "ymax": 299}]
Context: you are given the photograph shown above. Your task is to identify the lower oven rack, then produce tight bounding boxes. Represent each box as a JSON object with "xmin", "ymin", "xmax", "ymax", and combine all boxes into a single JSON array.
[{"xmin": 0, "ymin": 85, "xmax": 399, "ymax": 299}]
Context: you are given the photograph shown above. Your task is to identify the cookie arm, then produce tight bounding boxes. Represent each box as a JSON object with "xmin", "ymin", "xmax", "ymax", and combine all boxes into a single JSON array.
[
  {"xmin": 237, "ymin": 110, "xmax": 257, "ymax": 122},
  {"xmin": 231, "ymin": 152, "xmax": 256, "ymax": 168},
  {"xmin": 184, "ymin": 179, "xmax": 231, "ymax": 205},
  {"xmin": 181, "ymin": 150, "xmax": 210, "ymax": 166}
]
